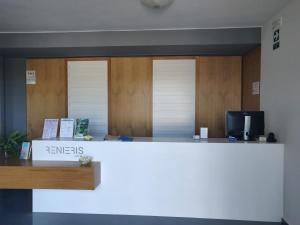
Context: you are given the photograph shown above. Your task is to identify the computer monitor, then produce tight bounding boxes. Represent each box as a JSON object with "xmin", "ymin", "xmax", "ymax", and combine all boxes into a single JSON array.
[{"xmin": 226, "ymin": 111, "xmax": 265, "ymax": 140}]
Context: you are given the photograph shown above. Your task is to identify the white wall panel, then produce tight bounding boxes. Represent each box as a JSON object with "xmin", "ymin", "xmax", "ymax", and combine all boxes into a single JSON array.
[
  {"xmin": 153, "ymin": 59, "xmax": 196, "ymax": 137},
  {"xmin": 68, "ymin": 61, "xmax": 108, "ymax": 136},
  {"xmin": 261, "ymin": 1, "xmax": 300, "ymax": 224}
]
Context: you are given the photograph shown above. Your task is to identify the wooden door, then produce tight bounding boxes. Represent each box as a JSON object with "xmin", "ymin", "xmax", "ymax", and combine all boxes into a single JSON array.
[
  {"xmin": 109, "ymin": 57, "xmax": 152, "ymax": 137},
  {"xmin": 26, "ymin": 59, "xmax": 67, "ymax": 140},
  {"xmin": 196, "ymin": 56, "xmax": 242, "ymax": 138}
]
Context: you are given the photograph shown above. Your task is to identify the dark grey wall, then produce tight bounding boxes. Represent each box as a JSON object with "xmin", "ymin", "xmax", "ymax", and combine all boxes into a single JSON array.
[
  {"xmin": 0, "ymin": 44, "xmax": 259, "ymax": 58},
  {"xmin": 0, "ymin": 28, "xmax": 261, "ymax": 57},
  {"xmin": 4, "ymin": 58, "xmax": 27, "ymax": 135},
  {"xmin": 0, "ymin": 28, "xmax": 261, "ymax": 48},
  {"xmin": 0, "ymin": 58, "xmax": 32, "ymax": 225},
  {"xmin": 0, "ymin": 56, "xmax": 4, "ymax": 136}
]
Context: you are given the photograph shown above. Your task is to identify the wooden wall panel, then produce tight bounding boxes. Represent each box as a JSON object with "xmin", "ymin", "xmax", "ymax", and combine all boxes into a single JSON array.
[
  {"xmin": 109, "ymin": 57, "xmax": 152, "ymax": 137},
  {"xmin": 242, "ymin": 47, "xmax": 261, "ymax": 111},
  {"xmin": 196, "ymin": 56, "xmax": 242, "ymax": 138},
  {"xmin": 26, "ymin": 59, "xmax": 67, "ymax": 140}
]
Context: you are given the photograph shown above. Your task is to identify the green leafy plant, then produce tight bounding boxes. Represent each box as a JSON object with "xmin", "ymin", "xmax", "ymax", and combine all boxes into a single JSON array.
[{"xmin": 0, "ymin": 131, "xmax": 27, "ymax": 158}]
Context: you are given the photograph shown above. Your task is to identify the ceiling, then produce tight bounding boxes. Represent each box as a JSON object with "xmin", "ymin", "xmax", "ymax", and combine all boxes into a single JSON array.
[{"xmin": 0, "ymin": 0, "xmax": 289, "ymax": 33}]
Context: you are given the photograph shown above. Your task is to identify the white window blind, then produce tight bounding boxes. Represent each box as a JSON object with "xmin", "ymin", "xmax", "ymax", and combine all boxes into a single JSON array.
[
  {"xmin": 153, "ymin": 59, "xmax": 196, "ymax": 137},
  {"xmin": 68, "ymin": 61, "xmax": 108, "ymax": 136}
]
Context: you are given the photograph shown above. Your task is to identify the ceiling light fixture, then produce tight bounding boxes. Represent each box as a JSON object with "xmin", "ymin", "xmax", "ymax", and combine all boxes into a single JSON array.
[{"xmin": 141, "ymin": 0, "xmax": 175, "ymax": 9}]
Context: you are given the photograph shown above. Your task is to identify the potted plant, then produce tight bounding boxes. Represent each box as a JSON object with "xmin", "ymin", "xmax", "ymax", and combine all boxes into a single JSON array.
[{"xmin": 0, "ymin": 131, "xmax": 26, "ymax": 159}]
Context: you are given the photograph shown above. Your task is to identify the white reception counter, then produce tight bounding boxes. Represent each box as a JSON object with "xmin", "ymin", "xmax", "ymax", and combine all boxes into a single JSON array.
[{"xmin": 32, "ymin": 137, "xmax": 284, "ymax": 223}]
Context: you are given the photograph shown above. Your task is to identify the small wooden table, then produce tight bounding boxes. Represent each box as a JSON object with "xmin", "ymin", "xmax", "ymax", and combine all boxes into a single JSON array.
[{"xmin": 0, "ymin": 160, "xmax": 100, "ymax": 190}]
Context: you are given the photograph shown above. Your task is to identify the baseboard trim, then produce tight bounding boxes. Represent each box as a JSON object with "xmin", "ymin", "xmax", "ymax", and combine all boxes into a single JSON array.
[{"xmin": 281, "ymin": 218, "xmax": 289, "ymax": 225}]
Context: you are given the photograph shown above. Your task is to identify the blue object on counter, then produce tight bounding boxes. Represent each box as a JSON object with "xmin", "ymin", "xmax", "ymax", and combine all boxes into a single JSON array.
[
  {"xmin": 228, "ymin": 136, "xmax": 237, "ymax": 143},
  {"xmin": 119, "ymin": 136, "xmax": 134, "ymax": 142}
]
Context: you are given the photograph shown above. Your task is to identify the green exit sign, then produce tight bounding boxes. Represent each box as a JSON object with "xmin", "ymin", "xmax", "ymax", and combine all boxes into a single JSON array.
[{"xmin": 273, "ymin": 29, "xmax": 280, "ymax": 50}]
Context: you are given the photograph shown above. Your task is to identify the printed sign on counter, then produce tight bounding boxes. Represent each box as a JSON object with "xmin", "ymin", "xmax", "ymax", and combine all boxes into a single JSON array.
[{"xmin": 200, "ymin": 127, "xmax": 208, "ymax": 139}]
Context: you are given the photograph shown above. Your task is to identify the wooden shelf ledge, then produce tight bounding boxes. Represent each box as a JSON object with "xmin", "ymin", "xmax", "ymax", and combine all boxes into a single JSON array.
[{"xmin": 0, "ymin": 160, "xmax": 100, "ymax": 190}]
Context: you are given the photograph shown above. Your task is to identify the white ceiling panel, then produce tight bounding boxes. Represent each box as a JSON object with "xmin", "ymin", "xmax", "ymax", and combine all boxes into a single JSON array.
[{"xmin": 0, "ymin": 0, "xmax": 290, "ymax": 32}]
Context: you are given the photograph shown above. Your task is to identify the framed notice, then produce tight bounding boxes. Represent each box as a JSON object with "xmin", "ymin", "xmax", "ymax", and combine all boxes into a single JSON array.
[
  {"xmin": 42, "ymin": 119, "xmax": 59, "ymax": 139},
  {"xmin": 60, "ymin": 118, "xmax": 75, "ymax": 138}
]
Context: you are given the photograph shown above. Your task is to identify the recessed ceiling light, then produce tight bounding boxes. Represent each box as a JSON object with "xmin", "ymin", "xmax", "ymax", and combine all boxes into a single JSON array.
[{"xmin": 141, "ymin": 0, "xmax": 175, "ymax": 9}]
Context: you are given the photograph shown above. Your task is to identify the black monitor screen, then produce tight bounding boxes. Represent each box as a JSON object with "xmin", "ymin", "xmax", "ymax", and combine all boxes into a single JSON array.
[{"xmin": 226, "ymin": 111, "xmax": 265, "ymax": 140}]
